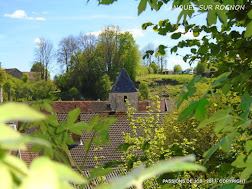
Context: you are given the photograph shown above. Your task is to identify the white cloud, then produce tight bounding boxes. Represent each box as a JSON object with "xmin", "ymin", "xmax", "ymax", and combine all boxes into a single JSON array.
[
  {"xmin": 4, "ymin": 10, "xmax": 45, "ymax": 21},
  {"xmin": 34, "ymin": 37, "xmax": 42, "ymax": 44},
  {"xmin": 127, "ymin": 29, "xmax": 144, "ymax": 37},
  {"xmin": 4, "ymin": 10, "xmax": 26, "ymax": 19}
]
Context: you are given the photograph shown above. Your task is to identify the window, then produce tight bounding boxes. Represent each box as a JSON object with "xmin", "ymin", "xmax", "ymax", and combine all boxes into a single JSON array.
[{"xmin": 124, "ymin": 96, "xmax": 127, "ymax": 102}]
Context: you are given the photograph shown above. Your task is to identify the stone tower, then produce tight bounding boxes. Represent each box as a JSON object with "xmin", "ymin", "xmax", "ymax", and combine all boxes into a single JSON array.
[{"xmin": 109, "ymin": 68, "xmax": 138, "ymax": 112}]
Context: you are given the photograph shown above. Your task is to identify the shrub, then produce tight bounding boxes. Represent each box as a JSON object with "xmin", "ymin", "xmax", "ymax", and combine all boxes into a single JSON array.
[
  {"xmin": 139, "ymin": 81, "xmax": 150, "ymax": 100},
  {"xmin": 174, "ymin": 64, "xmax": 182, "ymax": 73},
  {"xmin": 196, "ymin": 62, "xmax": 207, "ymax": 75}
]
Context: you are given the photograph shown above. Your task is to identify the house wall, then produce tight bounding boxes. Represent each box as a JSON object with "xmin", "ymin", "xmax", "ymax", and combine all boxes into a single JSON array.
[{"xmin": 109, "ymin": 92, "xmax": 138, "ymax": 112}]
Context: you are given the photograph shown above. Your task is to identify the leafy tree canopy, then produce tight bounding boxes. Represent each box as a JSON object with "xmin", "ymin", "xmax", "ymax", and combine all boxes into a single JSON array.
[{"xmin": 174, "ymin": 64, "xmax": 182, "ymax": 73}]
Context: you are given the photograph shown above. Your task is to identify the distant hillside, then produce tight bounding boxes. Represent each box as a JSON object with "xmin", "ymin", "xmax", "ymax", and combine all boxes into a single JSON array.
[{"xmin": 136, "ymin": 74, "xmax": 194, "ymax": 100}]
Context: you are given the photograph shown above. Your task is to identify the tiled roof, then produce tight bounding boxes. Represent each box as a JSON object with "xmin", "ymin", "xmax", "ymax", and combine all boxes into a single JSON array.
[
  {"xmin": 52, "ymin": 101, "xmax": 111, "ymax": 113},
  {"xmin": 20, "ymin": 144, "xmax": 39, "ymax": 166},
  {"xmin": 52, "ymin": 99, "xmax": 174, "ymax": 113},
  {"xmin": 57, "ymin": 112, "xmax": 167, "ymax": 168},
  {"xmin": 110, "ymin": 68, "xmax": 137, "ymax": 93}
]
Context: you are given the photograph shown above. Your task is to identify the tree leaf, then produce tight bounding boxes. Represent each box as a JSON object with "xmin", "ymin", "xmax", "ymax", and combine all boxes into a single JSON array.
[
  {"xmin": 195, "ymin": 98, "xmax": 211, "ymax": 121},
  {"xmin": 0, "ymin": 102, "xmax": 45, "ymax": 123},
  {"xmin": 53, "ymin": 161, "xmax": 87, "ymax": 184},
  {"xmin": 98, "ymin": 0, "xmax": 117, "ymax": 5},
  {"xmin": 97, "ymin": 155, "xmax": 205, "ymax": 189},
  {"xmin": 207, "ymin": 10, "xmax": 217, "ymax": 25},
  {"xmin": 20, "ymin": 157, "xmax": 60, "ymax": 189},
  {"xmin": 2, "ymin": 154, "xmax": 28, "ymax": 179},
  {"xmin": 197, "ymin": 108, "xmax": 232, "ymax": 130},
  {"xmin": 240, "ymin": 120, "xmax": 252, "ymax": 130},
  {"xmin": 89, "ymin": 167, "xmax": 114, "ymax": 181},
  {"xmin": 138, "ymin": 0, "xmax": 147, "ymax": 15},
  {"xmin": 239, "ymin": 91, "xmax": 252, "ymax": 112},
  {"xmin": 67, "ymin": 108, "xmax": 81, "ymax": 126},
  {"xmin": 210, "ymin": 72, "xmax": 231, "ymax": 89},
  {"xmin": 69, "ymin": 122, "xmax": 89, "ymax": 135},
  {"xmin": 245, "ymin": 140, "xmax": 252, "ymax": 154},
  {"xmin": 222, "ymin": 83, "xmax": 231, "ymax": 95},
  {"xmin": 222, "ymin": 132, "xmax": 240, "ymax": 152},
  {"xmin": 240, "ymin": 165, "xmax": 252, "ymax": 180},
  {"xmin": 171, "ymin": 32, "xmax": 181, "ymax": 39},
  {"xmin": 244, "ymin": 21, "xmax": 252, "ymax": 38},
  {"xmin": 248, "ymin": 9, "xmax": 252, "ymax": 19},
  {"xmin": 216, "ymin": 9, "xmax": 228, "ymax": 26},
  {"xmin": 0, "ymin": 164, "xmax": 12, "ymax": 189},
  {"xmin": 178, "ymin": 101, "xmax": 197, "ymax": 122},
  {"xmin": 203, "ymin": 139, "xmax": 225, "ymax": 162},
  {"xmin": 231, "ymin": 155, "xmax": 246, "ymax": 168},
  {"xmin": 214, "ymin": 116, "xmax": 233, "ymax": 134},
  {"xmin": 142, "ymin": 22, "xmax": 153, "ymax": 30},
  {"xmin": 0, "ymin": 124, "xmax": 26, "ymax": 150}
]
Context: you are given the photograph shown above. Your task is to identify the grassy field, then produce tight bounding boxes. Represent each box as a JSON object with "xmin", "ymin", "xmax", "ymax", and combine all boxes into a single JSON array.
[
  {"xmin": 137, "ymin": 74, "xmax": 193, "ymax": 84},
  {"xmin": 136, "ymin": 74, "xmax": 194, "ymax": 100}
]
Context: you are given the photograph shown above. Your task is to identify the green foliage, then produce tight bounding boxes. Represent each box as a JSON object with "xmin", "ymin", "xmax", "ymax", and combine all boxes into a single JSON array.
[
  {"xmin": 55, "ymin": 27, "xmax": 141, "ymax": 100},
  {"xmin": 139, "ymin": 81, "xmax": 150, "ymax": 100},
  {"xmin": 2, "ymin": 74, "xmax": 56, "ymax": 102},
  {"xmin": 96, "ymin": 74, "xmax": 112, "ymax": 100},
  {"xmin": 0, "ymin": 100, "xmax": 206, "ymax": 189},
  {"xmin": 31, "ymin": 62, "xmax": 50, "ymax": 80},
  {"xmin": 196, "ymin": 62, "xmax": 207, "ymax": 75},
  {"xmin": 31, "ymin": 80, "xmax": 54, "ymax": 100},
  {"xmin": 21, "ymin": 73, "xmax": 29, "ymax": 83},
  {"xmin": 68, "ymin": 87, "xmax": 81, "ymax": 100},
  {"xmin": 98, "ymin": 155, "xmax": 205, "ymax": 189},
  {"xmin": 0, "ymin": 68, "xmax": 7, "ymax": 85},
  {"xmin": 0, "ymin": 102, "xmax": 88, "ymax": 188},
  {"xmin": 149, "ymin": 62, "xmax": 159, "ymax": 74},
  {"xmin": 173, "ymin": 64, "xmax": 182, "ymax": 73},
  {"xmin": 95, "ymin": 0, "xmax": 252, "ymax": 188},
  {"xmin": 136, "ymin": 65, "xmax": 149, "ymax": 76},
  {"xmin": 114, "ymin": 96, "xmax": 207, "ymax": 188}
]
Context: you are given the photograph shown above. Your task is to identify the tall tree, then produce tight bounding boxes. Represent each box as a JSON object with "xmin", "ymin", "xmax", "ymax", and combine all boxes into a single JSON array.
[
  {"xmin": 57, "ymin": 35, "xmax": 79, "ymax": 73},
  {"xmin": 78, "ymin": 33, "xmax": 97, "ymax": 52},
  {"xmin": 34, "ymin": 38, "xmax": 54, "ymax": 80},
  {"xmin": 97, "ymin": 26, "xmax": 120, "ymax": 79},
  {"xmin": 55, "ymin": 26, "xmax": 141, "ymax": 100}
]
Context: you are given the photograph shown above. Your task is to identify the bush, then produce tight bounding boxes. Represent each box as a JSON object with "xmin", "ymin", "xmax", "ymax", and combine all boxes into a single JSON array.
[
  {"xmin": 139, "ymin": 81, "xmax": 150, "ymax": 100},
  {"xmin": 174, "ymin": 64, "xmax": 182, "ymax": 73},
  {"xmin": 150, "ymin": 62, "xmax": 159, "ymax": 74},
  {"xmin": 196, "ymin": 62, "xmax": 206, "ymax": 75}
]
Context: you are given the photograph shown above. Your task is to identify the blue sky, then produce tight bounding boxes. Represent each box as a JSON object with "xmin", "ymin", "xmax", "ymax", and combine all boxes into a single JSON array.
[{"xmin": 0, "ymin": 0, "xmax": 211, "ymax": 78}]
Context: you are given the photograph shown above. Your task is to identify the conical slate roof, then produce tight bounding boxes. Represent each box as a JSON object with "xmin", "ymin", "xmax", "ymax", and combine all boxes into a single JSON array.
[{"xmin": 110, "ymin": 68, "xmax": 137, "ymax": 93}]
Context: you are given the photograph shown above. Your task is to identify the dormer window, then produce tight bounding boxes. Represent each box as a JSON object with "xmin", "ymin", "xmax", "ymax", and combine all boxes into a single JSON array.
[{"xmin": 124, "ymin": 96, "xmax": 127, "ymax": 102}]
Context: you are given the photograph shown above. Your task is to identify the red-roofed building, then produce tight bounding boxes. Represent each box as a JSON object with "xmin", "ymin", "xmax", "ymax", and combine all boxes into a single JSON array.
[{"xmin": 16, "ymin": 68, "xmax": 174, "ymax": 182}]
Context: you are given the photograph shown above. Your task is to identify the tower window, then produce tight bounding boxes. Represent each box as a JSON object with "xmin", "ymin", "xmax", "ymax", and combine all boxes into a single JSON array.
[{"xmin": 124, "ymin": 96, "xmax": 127, "ymax": 102}]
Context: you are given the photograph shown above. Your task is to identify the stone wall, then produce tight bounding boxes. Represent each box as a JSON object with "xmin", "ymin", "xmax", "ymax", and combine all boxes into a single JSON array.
[{"xmin": 109, "ymin": 92, "xmax": 138, "ymax": 112}]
